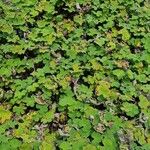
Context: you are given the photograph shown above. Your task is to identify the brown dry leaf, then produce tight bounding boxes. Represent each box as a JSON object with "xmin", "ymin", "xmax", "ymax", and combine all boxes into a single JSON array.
[
  {"xmin": 35, "ymin": 96, "xmax": 47, "ymax": 105},
  {"xmin": 115, "ymin": 60, "xmax": 129, "ymax": 69},
  {"xmin": 94, "ymin": 123, "xmax": 105, "ymax": 133}
]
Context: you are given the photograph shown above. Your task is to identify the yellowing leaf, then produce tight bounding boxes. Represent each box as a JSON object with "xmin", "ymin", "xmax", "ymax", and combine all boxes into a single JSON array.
[
  {"xmin": 50, "ymin": 60, "xmax": 57, "ymax": 69},
  {"xmin": 83, "ymin": 144, "xmax": 97, "ymax": 150},
  {"xmin": 0, "ymin": 106, "xmax": 12, "ymax": 124},
  {"xmin": 74, "ymin": 15, "xmax": 83, "ymax": 25},
  {"xmin": 63, "ymin": 20, "xmax": 74, "ymax": 32},
  {"xmin": 139, "ymin": 95, "xmax": 149, "ymax": 109},
  {"xmin": 108, "ymin": 41, "xmax": 116, "ymax": 49},
  {"xmin": 96, "ymin": 81, "xmax": 111, "ymax": 98},
  {"xmin": 95, "ymin": 38, "xmax": 105, "ymax": 46},
  {"xmin": 72, "ymin": 64, "xmax": 80, "ymax": 72},
  {"xmin": 119, "ymin": 28, "xmax": 130, "ymax": 41},
  {"xmin": 12, "ymin": 45, "xmax": 24, "ymax": 54},
  {"xmin": 1, "ymin": 24, "xmax": 13, "ymax": 34},
  {"xmin": 134, "ymin": 128, "xmax": 146, "ymax": 145},
  {"xmin": 45, "ymin": 34, "xmax": 55, "ymax": 45},
  {"xmin": 91, "ymin": 60, "xmax": 102, "ymax": 70},
  {"xmin": 59, "ymin": 79, "xmax": 70, "ymax": 89},
  {"xmin": 40, "ymin": 133, "xmax": 56, "ymax": 150}
]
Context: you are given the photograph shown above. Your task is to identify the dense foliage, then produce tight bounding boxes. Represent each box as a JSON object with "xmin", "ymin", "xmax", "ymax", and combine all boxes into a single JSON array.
[{"xmin": 0, "ymin": 0, "xmax": 150, "ymax": 149}]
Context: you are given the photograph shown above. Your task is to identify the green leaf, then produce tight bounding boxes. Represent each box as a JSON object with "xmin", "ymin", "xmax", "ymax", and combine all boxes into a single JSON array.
[
  {"xmin": 41, "ymin": 111, "xmax": 54, "ymax": 123},
  {"xmin": 142, "ymin": 36, "xmax": 150, "ymax": 52},
  {"xmin": 13, "ymin": 105, "xmax": 25, "ymax": 115},
  {"xmin": 59, "ymin": 95, "xmax": 75, "ymax": 107},
  {"xmin": 76, "ymin": 85, "xmax": 93, "ymax": 100},
  {"xmin": 102, "ymin": 135, "xmax": 117, "ymax": 150},
  {"xmin": 113, "ymin": 69, "xmax": 125, "ymax": 79},
  {"xmin": 41, "ymin": 104, "xmax": 56, "ymax": 123},
  {"xmin": 121, "ymin": 102, "xmax": 139, "ymax": 117},
  {"xmin": 136, "ymin": 74, "xmax": 147, "ymax": 83}
]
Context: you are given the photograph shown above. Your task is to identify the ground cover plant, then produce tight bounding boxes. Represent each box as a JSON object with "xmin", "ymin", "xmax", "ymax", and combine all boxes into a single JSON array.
[{"xmin": 0, "ymin": 0, "xmax": 150, "ymax": 149}]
